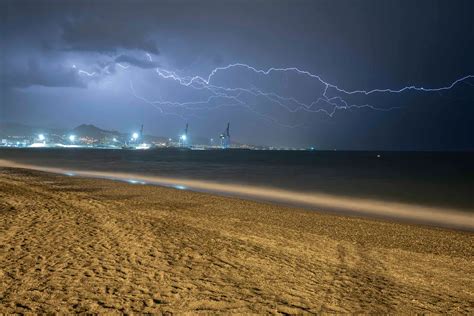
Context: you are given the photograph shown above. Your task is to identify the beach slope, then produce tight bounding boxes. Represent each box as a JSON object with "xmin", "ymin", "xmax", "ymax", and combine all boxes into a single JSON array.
[{"xmin": 0, "ymin": 167, "xmax": 472, "ymax": 313}]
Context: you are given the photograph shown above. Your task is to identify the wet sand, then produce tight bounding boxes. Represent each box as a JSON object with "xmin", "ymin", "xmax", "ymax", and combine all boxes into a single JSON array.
[
  {"xmin": 1, "ymin": 158, "xmax": 472, "ymax": 231},
  {"xmin": 0, "ymin": 167, "xmax": 473, "ymax": 313}
]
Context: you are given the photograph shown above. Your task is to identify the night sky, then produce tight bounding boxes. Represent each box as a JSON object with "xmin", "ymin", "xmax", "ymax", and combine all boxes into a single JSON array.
[{"xmin": 1, "ymin": 0, "xmax": 473, "ymax": 150}]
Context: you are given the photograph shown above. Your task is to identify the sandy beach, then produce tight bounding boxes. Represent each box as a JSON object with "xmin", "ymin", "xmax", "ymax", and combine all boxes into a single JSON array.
[{"xmin": 0, "ymin": 167, "xmax": 473, "ymax": 313}]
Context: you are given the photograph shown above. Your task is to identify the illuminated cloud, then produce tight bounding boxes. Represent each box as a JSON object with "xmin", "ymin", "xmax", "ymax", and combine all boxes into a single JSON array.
[{"xmin": 4, "ymin": 59, "xmax": 86, "ymax": 89}]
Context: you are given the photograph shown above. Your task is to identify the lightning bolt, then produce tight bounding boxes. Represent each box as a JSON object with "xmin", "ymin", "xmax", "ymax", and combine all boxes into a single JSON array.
[
  {"xmin": 73, "ymin": 64, "xmax": 96, "ymax": 77},
  {"xmin": 117, "ymin": 63, "xmax": 130, "ymax": 69},
  {"xmin": 159, "ymin": 63, "xmax": 472, "ymax": 123},
  {"xmin": 76, "ymin": 57, "xmax": 474, "ymax": 127}
]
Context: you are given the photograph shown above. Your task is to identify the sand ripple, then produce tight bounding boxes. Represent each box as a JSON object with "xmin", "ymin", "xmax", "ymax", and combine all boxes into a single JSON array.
[{"xmin": 0, "ymin": 168, "xmax": 473, "ymax": 313}]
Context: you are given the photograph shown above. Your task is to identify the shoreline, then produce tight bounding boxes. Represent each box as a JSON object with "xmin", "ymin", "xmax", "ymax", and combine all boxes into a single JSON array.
[{"xmin": 0, "ymin": 159, "xmax": 472, "ymax": 231}]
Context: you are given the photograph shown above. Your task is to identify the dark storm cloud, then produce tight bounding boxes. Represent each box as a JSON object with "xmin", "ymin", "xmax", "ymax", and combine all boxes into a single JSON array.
[
  {"xmin": 3, "ymin": 59, "xmax": 85, "ymax": 89},
  {"xmin": 61, "ymin": 17, "xmax": 159, "ymax": 54},
  {"xmin": 2, "ymin": 0, "xmax": 473, "ymax": 149},
  {"xmin": 115, "ymin": 55, "xmax": 159, "ymax": 69}
]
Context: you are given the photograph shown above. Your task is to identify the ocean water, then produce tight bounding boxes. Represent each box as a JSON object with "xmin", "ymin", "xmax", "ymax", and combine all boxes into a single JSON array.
[{"xmin": 1, "ymin": 148, "xmax": 473, "ymax": 213}]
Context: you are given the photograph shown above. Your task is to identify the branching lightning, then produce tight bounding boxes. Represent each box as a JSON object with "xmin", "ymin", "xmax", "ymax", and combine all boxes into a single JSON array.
[{"xmin": 75, "ymin": 57, "xmax": 474, "ymax": 127}]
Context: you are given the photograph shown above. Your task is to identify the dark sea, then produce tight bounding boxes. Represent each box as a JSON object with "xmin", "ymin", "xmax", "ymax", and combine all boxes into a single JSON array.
[{"xmin": 1, "ymin": 148, "xmax": 473, "ymax": 213}]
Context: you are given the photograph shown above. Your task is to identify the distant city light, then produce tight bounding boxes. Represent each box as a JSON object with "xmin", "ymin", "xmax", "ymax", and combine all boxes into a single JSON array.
[
  {"xmin": 38, "ymin": 134, "xmax": 45, "ymax": 141},
  {"xmin": 69, "ymin": 135, "xmax": 76, "ymax": 142},
  {"xmin": 132, "ymin": 132, "xmax": 139, "ymax": 140},
  {"xmin": 180, "ymin": 134, "xmax": 187, "ymax": 141},
  {"xmin": 113, "ymin": 138, "xmax": 117, "ymax": 142},
  {"xmin": 135, "ymin": 143, "xmax": 151, "ymax": 150}
]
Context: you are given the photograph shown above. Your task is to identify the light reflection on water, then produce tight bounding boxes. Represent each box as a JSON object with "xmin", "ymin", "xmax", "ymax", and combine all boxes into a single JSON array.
[
  {"xmin": 1, "ymin": 158, "xmax": 473, "ymax": 231},
  {"xmin": 3, "ymin": 149, "xmax": 473, "ymax": 214},
  {"xmin": 126, "ymin": 179, "xmax": 146, "ymax": 185}
]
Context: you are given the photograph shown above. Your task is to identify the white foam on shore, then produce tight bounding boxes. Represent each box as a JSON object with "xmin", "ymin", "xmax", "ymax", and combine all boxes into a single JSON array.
[{"xmin": 1, "ymin": 159, "xmax": 473, "ymax": 231}]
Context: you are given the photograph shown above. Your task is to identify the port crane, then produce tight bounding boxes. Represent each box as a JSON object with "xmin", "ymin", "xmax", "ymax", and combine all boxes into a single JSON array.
[{"xmin": 220, "ymin": 122, "xmax": 230, "ymax": 149}]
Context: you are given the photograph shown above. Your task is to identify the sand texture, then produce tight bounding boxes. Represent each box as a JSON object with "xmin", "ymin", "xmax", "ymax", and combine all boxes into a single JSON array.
[{"xmin": 0, "ymin": 167, "xmax": 473, "ymax": 313}]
